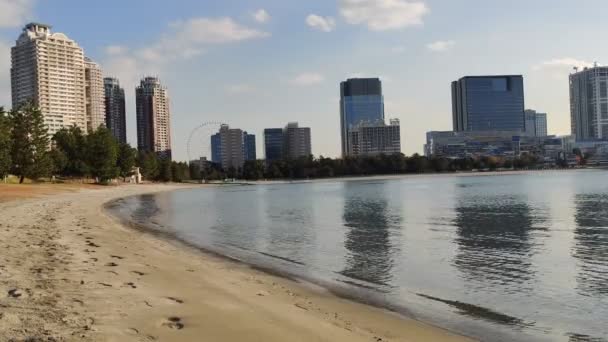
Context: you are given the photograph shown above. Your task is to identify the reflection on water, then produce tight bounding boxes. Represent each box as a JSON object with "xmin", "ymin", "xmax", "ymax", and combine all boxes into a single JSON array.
[
  {"xmin": 109, "ymin": 171, "xmax": 608, "ymax": 342},
  {"xmin": 132, "ymin": 194, "xmax": 160, "ymax": 224},
  {"xmin": 573, "ymin": 194, "xmax": 608, "ymax": 296},
  {"xmin": 453, "ymin": 193, "xmax": 544, "ymax": 291},
  {"xmin": 340, "ymin": 182, "xmax": 400, "ymax": 288}
]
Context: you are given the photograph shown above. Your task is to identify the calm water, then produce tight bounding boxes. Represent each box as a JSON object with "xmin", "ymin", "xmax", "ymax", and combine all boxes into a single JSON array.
[{"xmin": 108, "ymin": 170, "xmax": 608, "ymax": 342}]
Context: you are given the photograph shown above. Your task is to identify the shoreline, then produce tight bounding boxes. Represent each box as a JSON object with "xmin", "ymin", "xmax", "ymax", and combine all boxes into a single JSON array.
[{"xmin": 0, "ymin": 184, "xmax": 474, "ymax": 341}]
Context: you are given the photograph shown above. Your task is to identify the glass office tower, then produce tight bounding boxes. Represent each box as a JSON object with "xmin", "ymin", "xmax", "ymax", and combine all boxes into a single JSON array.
[
  {"xmin": 264, "ymin": 128, "xmax": 284, "ymax": 163},
  {"xmin": 452, "ymin": 75, "xmax": 525, "ymax": 133},
  {"xmin": 340, "ymin": 78, "xmax": 385, "ymax": 157}
]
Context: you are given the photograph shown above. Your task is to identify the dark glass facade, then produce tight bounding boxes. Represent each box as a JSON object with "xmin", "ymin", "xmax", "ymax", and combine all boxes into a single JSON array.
[
  {"xmin": 104, "ymin": 78, "xmax": 127, "ymax": 144},
  {"xmin": 244, "ymin": 132, "xmax": 256, "ymax": 161},
  {"xmin": 452, "ymin": 76, "xmax": 525, "ymax": 132},
  {"xmin": 211, "ymin": 133, "xmax": 221, "ymax": 164},
  {"xmin": 340, "ymin": 78, "xmax": 385, "ymax": 156},
  {"xmin": 264, "ymin": 128, "xmax": 284, "ymax": 162}
]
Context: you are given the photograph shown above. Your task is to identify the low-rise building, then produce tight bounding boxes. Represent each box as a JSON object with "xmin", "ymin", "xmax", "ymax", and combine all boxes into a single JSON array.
[
  {"xmin": 424, "ymin": 130, "xmax": 563, "ymax": 161},
  {"xmin": 348, "ymin": 119, "xmax": 401, "ymax": 156}
]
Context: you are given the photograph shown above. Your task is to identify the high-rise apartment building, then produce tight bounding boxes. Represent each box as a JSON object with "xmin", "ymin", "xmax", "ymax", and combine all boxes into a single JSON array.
[
  {"xmin": 211, "ymin": 125, "xmax": 255, "ymax": 170},
  {"xmin": 104, "ymin": 77, "xmax": 127, "ymax": 144},
  {"xmin": 340, "ymin": 78, "xmax": 385, "ymax": 157},
  {"xmin": 264, "ymin": 128, "xmax": 284, "ymax": 163},
  {"xmin": 84, "ymin": 57, "xmax": 105, "ymax": 132},
  {"xmin": 524, "ymin": 109, "xmax": 548, "ymax": 137},
  {"xmin": 136, "ymin": 77, "xmax": 172, "ymax": 159},
  {"xmin": 283, "ymin": 122, "xmax": 312, "ymax": 159},
  {"xmin": 347, "ymin": 119, "xmax": 401, "ymax": 156},
  {"xmin": 452, "ymin": 75, "xmax": 526, "ymax": 133},
  {"xmin": 11, "ymin": 23, "xmax": 87, "ymax": 136},
  {"xmin": 569, "ymin": 66, "xmax": 608, "ymax": 140}
]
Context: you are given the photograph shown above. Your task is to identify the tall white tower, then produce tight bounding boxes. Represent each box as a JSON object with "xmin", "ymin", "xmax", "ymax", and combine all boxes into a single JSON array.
[
  {"xmin": 84, "ymin": 57, "xmax": 105, "ymax": 132},
  {"xmin": 11, "ymin": 23, "xmax": 87, "ymax": 136}
]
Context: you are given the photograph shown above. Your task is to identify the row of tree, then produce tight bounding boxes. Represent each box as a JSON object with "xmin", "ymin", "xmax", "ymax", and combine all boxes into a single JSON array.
[
  {"xmin": 0, "ymin": 103, "xmax": 190, "ymax": 184},
  {"xmin": 0, "ymin": 103, "xmax": 556, "ymax": 184},
  {"xmin": 187, "ymin": 153, "xmax": 544, "ymax": 181}
]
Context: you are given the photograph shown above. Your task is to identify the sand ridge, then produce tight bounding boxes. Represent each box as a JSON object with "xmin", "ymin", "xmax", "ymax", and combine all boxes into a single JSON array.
[{"xmin": 0, "ymin": 184, "xmax": 474, "ymax": 341}]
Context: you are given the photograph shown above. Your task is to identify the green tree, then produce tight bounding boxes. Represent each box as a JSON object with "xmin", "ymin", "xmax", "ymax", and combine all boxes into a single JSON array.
[
  {"xmin": 242, "ymin": 160, "xmax": 266, "ymax": 180},
  {"xmin": 87, "ymin": 127, "xmax": 119, "ymax": 183},
  {"xmin": 10, "ymin": 103, "xmax": 52, "ymax": 183},
  {"xmin": 117, "ymin": 143, "xmax": 137, "ymax": 181},
  {"xmin": 157, "ymin": 157, "xmax": 172, "ymax": 182},
  {"xmin": 49, "ymin": 148, "xmax": 68, "ymax": 175},
  {"xmin": 53, "ymin": 125, "xmax": 89, "ymax": 177},
  {"xmin": 138, "ymin": 151, "xmax": 159, "ymax": 180},
  {"xmin": 0, "ymin": 107, "xmax": 12, "ymax": 179}
]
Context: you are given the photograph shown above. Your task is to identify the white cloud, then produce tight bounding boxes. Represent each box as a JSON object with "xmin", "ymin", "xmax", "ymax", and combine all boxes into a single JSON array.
[
  {"xmin": 253, "ymin": 9, "xmax": 270, "ymax": 23},
  {"xmin": 306, "ymin": 14, "xmax": 336, "ymax": 32},
  {"xmin": 226, "ymin": 84, "xmax": 255, "ymax": 94},
  {"xmin": 104, "ymin": 45, "xmax": 128, "ymax": 56},
  {"xmin": 391, "ymin": 46, "xmax": 407, "ymax": 53},
  {"xmin": 339, "ymin": 0, "xmax": 429, "ymax": 31},
  {"xmin": 290, "ymin": 72, "xmax": 325, "ymax": 86},
  {"xmin": 0, "ymin": 0, "xmax": 34, "ymax": 28},
  {"xmin": 427, "ymin": 40, "xmax": 455, "ymax": 52},
  {"xmin": 534, "ymin": 58, "xmax": 595, "ymax": 71},
  {"xmin": 102, "ymin": 16, "xmax": 269, "ymax": 88}
]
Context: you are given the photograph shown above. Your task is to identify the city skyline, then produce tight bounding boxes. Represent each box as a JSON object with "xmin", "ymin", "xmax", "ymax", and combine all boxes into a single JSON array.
[{"xmin": 0, "ymin": 0, "xmax": 605, "ymax": 161}]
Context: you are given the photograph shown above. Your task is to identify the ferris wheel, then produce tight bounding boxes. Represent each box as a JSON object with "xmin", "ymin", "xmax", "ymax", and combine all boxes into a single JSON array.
[{"xmin": 186, "ymin": 121, "xmax": 227, "ymax": 163}]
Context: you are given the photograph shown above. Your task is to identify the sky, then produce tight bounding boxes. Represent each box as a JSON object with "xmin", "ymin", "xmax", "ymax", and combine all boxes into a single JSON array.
[{"xmin": 0, "ymin": 0, "xmax": 605, "ymax": 161}]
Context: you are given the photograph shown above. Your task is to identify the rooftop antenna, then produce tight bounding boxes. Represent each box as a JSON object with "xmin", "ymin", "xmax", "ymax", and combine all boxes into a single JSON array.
[{"xmin": 574, "ymin": 66, "xmax": 579, "ymax": 73}]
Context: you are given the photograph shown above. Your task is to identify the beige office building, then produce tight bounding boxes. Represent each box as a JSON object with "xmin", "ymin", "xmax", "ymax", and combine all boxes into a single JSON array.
[
  {"xmin": 11, "ymin": 23, "xmax": 87, "ymax": 136},
  {"xmin": 84, "ymin": 57, "xmax": 105, "ymax": 132}
]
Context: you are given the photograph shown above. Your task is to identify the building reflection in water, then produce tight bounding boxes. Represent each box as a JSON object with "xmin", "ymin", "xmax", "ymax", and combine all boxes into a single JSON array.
[
  {"xmin": 132, "ymin": 194, "xmax": 161, "ymax": 225},
  {"xmin": 573, "ymin": 194, "xmax": 608, "ymax": 296},
  {"xmin": 452, "ymin": 193, "xmax": 542, "ymax": 291},
  {"xmin": 340, "ymin": 182, "xmax": 400, "ymax": 288}
]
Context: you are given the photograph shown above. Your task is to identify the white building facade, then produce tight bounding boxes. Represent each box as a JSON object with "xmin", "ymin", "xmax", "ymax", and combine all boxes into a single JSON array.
[{"xmin": 11, "ymin": 23, "xmax": 87, "ymax": 136}]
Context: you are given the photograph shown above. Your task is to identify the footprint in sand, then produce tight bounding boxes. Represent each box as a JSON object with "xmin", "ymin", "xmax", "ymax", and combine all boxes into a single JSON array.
[
  {"xmin": 7, "ymin": 289, "xmax": 23, "ymax": 298},
  {"xmin": 165, "ymin": 297, "xmax": 184, "ymax": 304},
  {"xmin": 161, "ymin": 317, "xmax": 184, "ymax": 330},
  {"xmin": 105, "ymin": 262, "xmax": 119, "ymax": 267}
]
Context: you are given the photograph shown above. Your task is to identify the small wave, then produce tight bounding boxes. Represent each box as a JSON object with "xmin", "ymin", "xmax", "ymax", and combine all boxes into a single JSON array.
[
  {"xmin": 417, "ymin": 293, "xmax": 533, "ymax": 328},
  {"xmin": 258, "ymin": 252, "xmax": 305, "ymax": 265}
]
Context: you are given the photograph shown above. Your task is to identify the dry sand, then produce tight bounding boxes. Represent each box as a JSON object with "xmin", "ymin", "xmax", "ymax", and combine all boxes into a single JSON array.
[{"xmin": 0, "ymin": 184, "xmax": 475, "ymax": 341}]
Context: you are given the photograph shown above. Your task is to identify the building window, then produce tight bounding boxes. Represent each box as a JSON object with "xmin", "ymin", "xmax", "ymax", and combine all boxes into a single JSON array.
[{"xmin": 601, "ymin": 82, "xmax": 608, "ymax": 98}]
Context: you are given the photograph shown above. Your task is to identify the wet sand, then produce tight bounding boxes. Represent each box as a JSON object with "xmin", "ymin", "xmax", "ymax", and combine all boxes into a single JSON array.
[{"xmin": 0, "ymin": 184, "xmax": 474, "ymax": 341}]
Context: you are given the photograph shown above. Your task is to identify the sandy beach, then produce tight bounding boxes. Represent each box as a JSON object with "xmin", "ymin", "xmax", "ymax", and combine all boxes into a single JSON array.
[{"xmin": 0, "ymin": 184, "xmax": 474, "ymax": 341}]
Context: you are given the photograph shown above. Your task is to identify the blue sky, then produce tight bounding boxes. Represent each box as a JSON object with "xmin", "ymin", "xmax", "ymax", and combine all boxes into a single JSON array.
[{"xmin": 0, "ymin": 0, "xmax": 605, "ymax": 161}]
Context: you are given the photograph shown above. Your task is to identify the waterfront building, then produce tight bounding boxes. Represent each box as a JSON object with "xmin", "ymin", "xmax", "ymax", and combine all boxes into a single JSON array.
[
  {"xmin": 524, "ymin": 109, "xmax": 549, "ymax": 137},
  {"xmin": 84, "ymin": 57, "xmax": 105, "ymax": 131},
  {"xmin": 569, "ymin": 65, "xmax": 608, "ymax": 140},
  {"xmin": 535, "ymin": 112, "xmax": 548, "ymax": 137},
  {"xmin": 135, "ymin": 77, "xmax": 172, "ymax": 160},
  {"xmin": 340, "ymin": 78, "xmax": 385, "ymax": 157},
  {"xmin": 348, "ymin": 119, "xmax": 401, "ymax": 156},
  {"xmin": 283, "ymin": 122, "xmax": 312, "ymax": 159},
  {"xmin": 452, "ymin": 75, "xmax": 526, "ymax": 132},
  {"xmin": 104, "ymin": 77, "xmax": 127, "ymax": 144},
  {"xmin": 244, "ymin": 132, "xmax": 257, "ymax": 161},
  {"xmin": 11, "ymin": 23, "xmax": 87, "ymax": 136},
  {"xmin": 264, "ymin": 128, "xmax": 284, "ymax": 163},
  {"xmin": 424, "ymin": 130, "xmax": 563, "ymax": 161},
  {"xmin": 211, "ymin": 125, "xmax": 255, "ymax": 170},
  {"xmin": 211, "ymin": 133, "xmax": 221, "ymax": 165}
]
